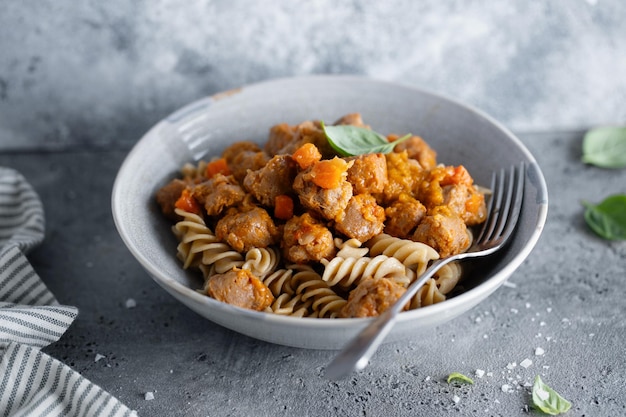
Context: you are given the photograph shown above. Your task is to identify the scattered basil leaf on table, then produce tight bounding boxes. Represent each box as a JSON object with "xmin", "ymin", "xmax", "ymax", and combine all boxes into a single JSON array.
[
  {"xmin": 321, "ymin": 122, "xmax": 412, "ymax": 156},
  {"xmin": 531, "ymin": 375, "xmax": 572, "ymax": 415},
  {"xmin": 446, "ymin": 372, "xmax": 474, "ymax": 385},
  {"xmin": 582, "ymin": 194, "xmax": 626, "ymax": 240},
  {"xmin": 581, "ymin": 126, "xmax": 626, "ymax": 168}
]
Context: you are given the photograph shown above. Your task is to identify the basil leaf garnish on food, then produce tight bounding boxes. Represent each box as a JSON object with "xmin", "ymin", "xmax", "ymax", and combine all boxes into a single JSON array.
[
  {"xmin": 321, "ymin": 122, "xmax": 412, "ymax": 156},
  {"xmin": 582, "ymin": 194, "xmax": 626, "ymax": 240},
  {"xmin": 531, "ymin": 375, "xmax": 572, "ymax": 415},
  {"xmin": 581, "ymin": 126, "xmax": 626, "ymax": 168},
  {"xmin": 446, "ymin": 372, "xmax": 474, "ymax": 385}
]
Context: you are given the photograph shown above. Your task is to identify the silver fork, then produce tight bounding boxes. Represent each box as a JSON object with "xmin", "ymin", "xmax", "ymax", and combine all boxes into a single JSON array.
[{"xmin": 324, "ymin": 162, "xmax": 526, "ymax": 380}]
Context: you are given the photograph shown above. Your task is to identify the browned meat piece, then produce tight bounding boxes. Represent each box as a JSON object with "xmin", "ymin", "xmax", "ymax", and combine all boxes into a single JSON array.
[
  {"xmin": 393, "ymin": 135, "xmax": 437, "ymax": 170},
  {"xmin": 384, "ymin": 194, "xmax": 427, "ymax": 238},
  {"xmin": 442, "ymin": 184, "xmax": 487, "ymax": 226},
  {"xmin": 293, "ymin": 167, "xmax": 353, "ymax": 221},
  {"xmin": 339, "ymin": 277, "xmax": 406, "ymax": 318},
  {"xmin": 265, "ymin": 123, "xmax": 297, "ymax": 156},
  {"xmin": 206, "ymin": 268, "xmax": 274, "ymax": 311},
  {"xmin": 192, "ymin": 174, "xmax": 246, "ymax": 216},
  {"xmin": 335, "ymin": 194, "xmax": 385, "ymax": 243},
  {"xmin": 382, "ymin": 151, "xmax": 426, "ymax": 204},
  {"xmin": 346, "ymin": 153, "xmax": 388, "ymax": 195},
  {"xmin": 281, "ymin": 212, "xmax": 336, "ymax": 264},
  {"xmin": 215, "ymin": 206, "xmax": 281, "ymax": 252},
  {"xmin": 333, "ymin": 113, "xmax": 368, "ymax": 128},
  {"xmin": 222, "ymin": 141, "xmax": 269, "ymax": 184},
  {"xmin": 243, "ymin": 155, "xmax": 297, "ymax": 207},
  {"xmin": 222, "ymin": 141, "xmax": 262, "ymax": 162},
  {"xmin": 155, "ymin": 178, "xmax": 188, "ymax": 220},
  {"xmin": 412, "ymin": 207, "xmax": 470, "ymax": 257}
]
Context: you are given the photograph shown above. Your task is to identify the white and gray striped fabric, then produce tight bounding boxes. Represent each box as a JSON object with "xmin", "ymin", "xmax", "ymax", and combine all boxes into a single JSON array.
[{"xmin": 0, "ymin": 167, "xmax": 136, "ymax": 417}]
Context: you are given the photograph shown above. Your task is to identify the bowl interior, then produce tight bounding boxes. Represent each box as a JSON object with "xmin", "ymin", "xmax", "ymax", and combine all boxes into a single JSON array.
[{"xmin": 112, "ymin": 75, "xmax": 548, "ymax": 349}]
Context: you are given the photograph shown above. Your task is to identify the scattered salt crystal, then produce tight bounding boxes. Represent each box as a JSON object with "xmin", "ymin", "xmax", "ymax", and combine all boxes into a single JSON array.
[
  {"xmin": 483, "ymin": 334, "xmax": 489, "ymax": 339},
  {"xmin": 494, "ymin": 399, "xmax": 500, "ymax": 404},
  {"xmin": 475, "ymin": 369, "xmax": 485, "ymax": 378},
  {"xmin": 535, "ymin": 333, "xmax": 542, "ymax": 338},
  {"xmin": 503, "ymin": 281, "xmax": 516, "ymax": 288},
  {"xmin": 510, "ymin": 308, "xmax": 519, "ymax": 314},
  {"xmin": 452, "ymin": 395, "xmax": 460, "ymax": 404},
  {"xmin": 589, "ymin": 333, "xmax": 595, "ymax": 338},
  {"xmin": 535, "ymin": 347, "xmax": 545, "ymax": 356},
  {"xmin": 94, "ymin": 354, "xmax": 106, "ymax": 363},
  {"xmin": 525, "ymin": 303, "xmax": 531, "ymax": 309},
  {"xmin": 540, "ymin": 321, "xmax": 546, "ymax": 327},
  {"xmin": 501, "ymin": 384, "xmax": 513, "ymax": 393},
  {"xmin": 543, "ymin": 365, "xmax": 550, "ymax": 369},
  {"xmin": 520, "ymin": 359, "xmax": 533, "ymax": 369},
  {"xmin": 144, "ymin": 392, "xmax": 155, "ymax": 401},
  {"xmin": 546, "ymin": 307, "xmax": 552, "ymax": 313},
  {"xmin": 125, "ymin": 298, "xmax": 137, "ymax": 309},
  {"xmin": 536, "ymin": 388, "xmax": 550, "ymax": 401},
  {"xmin": 506, "ymin": 362, "xmax": 517, "ymax": 370},
  {"xmin": 424, "ymin": 376, "xmax": 431, "ymax": 382},
  {"xmin": 475, "ymin": 317, "xmax": 482, "ymax": 323},
  {"xmin": 486, "ymin": 372, "xmax": 494, "ymax": 377}
]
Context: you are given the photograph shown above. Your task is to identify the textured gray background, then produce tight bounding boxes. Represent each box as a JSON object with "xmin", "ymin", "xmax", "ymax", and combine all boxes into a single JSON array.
[{"xmin": 2, "ymin": 0, "xmax": 625, "ymax": 151}]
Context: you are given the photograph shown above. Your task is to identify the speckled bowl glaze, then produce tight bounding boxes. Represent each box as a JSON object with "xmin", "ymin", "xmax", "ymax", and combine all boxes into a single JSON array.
[{"xmin": 112, "ymin": 76, "xmax": 548, "ymax": 350}]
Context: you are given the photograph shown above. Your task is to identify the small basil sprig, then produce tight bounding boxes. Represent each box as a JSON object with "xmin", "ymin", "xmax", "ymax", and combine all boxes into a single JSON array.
[
  {"xmin": 581, "ymin": 126, "xmax": 626, "ymax": 168},
  {"xmin": 531, "ymin": 375, "xmax": 572, "ymax": 415},
  {"xmin": 582, "ymin": 194, "xmax": 626, "ymax": 240},
  {"xmin": 446, "ymin": 372, "xmax": 474, "ymax": 385},
  {"xmin": 321, "ymin": 122, "xmax": 412, "ymax": 156}
]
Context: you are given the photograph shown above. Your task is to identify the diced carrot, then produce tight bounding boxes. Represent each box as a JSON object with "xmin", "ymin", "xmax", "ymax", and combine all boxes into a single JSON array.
[
  {"xmin": 292, "ymin": 143, "xmax": 322, "ymax": 169},
  {"xmin": 205, "ymin": 158, "xmax": 231, "ymax": 178},
  {"xmin": 311, "ymin": 157, "xmax": 349, "ymax": 189},
  {"xmin": 175, "ymin": 188, "xmax": 202, "ymax": 215},
  {"xmin": 274, "ymin": 194, "xmax": 294, "ymax": 220},
  {"xmin": 440, "ymin": 165, "xmax": 473, "ymax": 187}
]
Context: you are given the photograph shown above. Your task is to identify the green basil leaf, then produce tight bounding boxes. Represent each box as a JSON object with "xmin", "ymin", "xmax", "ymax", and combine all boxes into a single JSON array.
[
  {"xmin": 531, "ymin": 375, "xmax": 572, "ymax": 415},
  {"xmin": 582, "ymin": 126, "xmax": 626, "ymax": 168},
  {"xmin": 446, "ymin": 372, "xmax": 474, "ymax": 385},
  {"xmin": 582, "ymin": 194, "xmax": 626, "ymax": 240},
  {"xmin": 321, "ymin": 122, "xmax": 412, "ymax": 156}
]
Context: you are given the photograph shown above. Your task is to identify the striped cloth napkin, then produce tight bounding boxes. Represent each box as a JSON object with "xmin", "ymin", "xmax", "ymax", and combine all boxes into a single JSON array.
[{"xmin": 0, "ymin": 167, "xmax": 136, "ymax": 417}]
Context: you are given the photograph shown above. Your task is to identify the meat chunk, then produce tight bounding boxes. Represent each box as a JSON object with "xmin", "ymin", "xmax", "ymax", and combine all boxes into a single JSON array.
[
  {"xmin": 266, "ymin": 120, "xmax": 334, "ymax": 157},
  {"xmin": 393, "ymin": 135, "xmax": 437, "ymax": 170},
  {"xmin": 346, "ymin": 153, "xmax": 387, "ymax": 195},
  {"xmin": 282, "ymin": 212, "xmax": 336, "ymax": 264},
  {"xmin": 222, "ymin": 141, "xmax": 269, "ymax": 184},
  {"xmin": 335, "ymin": 194, "xmax": 385, "ymax": 243},
  {"xmin": 192, "ymin": 174, "xmax": 246, "ymax": 216},
  {"xmin": 442, "ymin": 184, "xmax": 487, "ymax": 226},
  {"xmin": 412, "ymin": 207, "xmax": 470, "ymax": 257},
  {"xmin": 156, "ymin": 178, "xmax": 187, "ymax": 220},
  {"xmin": 215, "ymin": 206, "xmax": 281, "ymax": 252},
  {"xmin": 206, "ymin": 268, "xmax": 274, "ymax": 311},
  {"xmin": 384, "ymin": 193, "xmax": 427, "ymax": 239},
  {"xmin": 333, "ymin": 113, "xmax": 368, "ymax": 128},
  {"xmin": 382, "ymin": 151, "xmax": 426, "ymax": 204},
  {"xmin": 243, "ymin": 155, "xmax": 297, "ymax": 207},
  {"xmin": 293, "ymin": 167, "xmax": 353, "ymax": 221},
  {"xmin": 339, "ymin": 277, "xmax": 407, "ymax": 318}
]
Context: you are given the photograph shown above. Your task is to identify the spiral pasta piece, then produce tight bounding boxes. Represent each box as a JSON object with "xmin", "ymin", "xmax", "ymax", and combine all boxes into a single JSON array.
[
  {"xmin": 410, "ymin": 278, "xmax": 446, "ymax": 309},
  {"xmin": 367, "ymin": 234, "xmax": 439, "ymax": 275},
  {"xmin": 262, "ymin": 268, "xmax": 295, "ymax": 297},
  {"xmin": 334, "ymin": 238, "xmax": 369, "ymax": 258},
  {"xmin": 434, "ymin": 261, "xmax": 462, "ymax": 295},
  {"xmin": 241, "ymin": 247, "xmax": 280, "ymax": 279},
  {"xmin": 265, "ymin": 293, "xmax": 310, "ymax": 317},
  {"xmin": 291, "ymin": 267, "xmax": 347, "ymax": 318},
  {"xmin": 321, "ymin": 254, "xmax": 407, "ymax": 288}
]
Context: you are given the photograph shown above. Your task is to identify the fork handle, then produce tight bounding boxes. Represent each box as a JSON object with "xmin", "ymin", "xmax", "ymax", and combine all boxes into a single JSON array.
[{"xmin": 324, "ymin": 258, "xmax": 453, "ymax": 380}]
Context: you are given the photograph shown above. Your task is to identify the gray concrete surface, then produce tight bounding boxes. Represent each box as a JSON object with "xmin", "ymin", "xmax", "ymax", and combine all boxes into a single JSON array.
[
  {"xmin": 1, "ymin": 129, "xmax": 625, "ymax": 416},
  {"xmin": 2, "ymin": 1, "xmax": 626, "ymax": 151}
]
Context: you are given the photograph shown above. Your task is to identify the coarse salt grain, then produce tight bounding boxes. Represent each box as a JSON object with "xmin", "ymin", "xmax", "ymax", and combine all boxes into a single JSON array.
[
  {"xmin": 506, "ymin": 362, "xmax": 517, "ymax": 370},
  {"xmin": 501, "ymin": 384, "xmax": 512, "ymax": 393},
  {"xmin": 452, "ymin": 395, "xmax": 460, "ymax": 404},
  {"xmin": 94, "ymin": 354, "xmax": 106, "ymax": 362},
  {"xmin": 475, "ymin": 369, "xmax": 485, "ymax": 378},
  {"xmin": 144, "ymin": 392, "xmax": 155, "ymax": 401},
  {"xmin": 125, "ymin": 298, "xmax": 137, "ymax": 309},
  {"xmin": 520, "ymin": 359, "xmax": 532, "ymax": 369},
  {"xmin": 535, "ymin": 347, "xmax": 545, "ymax": 356}
]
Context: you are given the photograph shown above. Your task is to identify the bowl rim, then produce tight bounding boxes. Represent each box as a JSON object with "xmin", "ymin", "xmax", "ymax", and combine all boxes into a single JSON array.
[{"xmin": 111, "ymin": 74, "xmax": 548, "ymax": 330}]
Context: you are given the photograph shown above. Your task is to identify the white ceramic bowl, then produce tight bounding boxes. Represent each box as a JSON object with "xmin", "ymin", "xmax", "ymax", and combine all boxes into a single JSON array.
[{"xmin": 112, "ymin": 76, "xmax": 548, "ymax": 350}]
